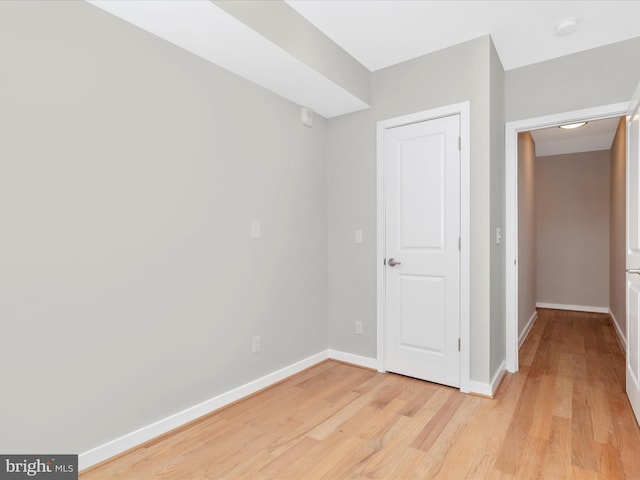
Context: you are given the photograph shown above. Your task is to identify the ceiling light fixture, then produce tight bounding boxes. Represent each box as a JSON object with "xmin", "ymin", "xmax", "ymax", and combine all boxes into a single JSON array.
[
  {"xmin": 559, "ymin": 121, "xmax": 588, "ymax": 130},
  {"xmin": 555, "ymin": 18, "xmax": 579, "ymax": 37}
]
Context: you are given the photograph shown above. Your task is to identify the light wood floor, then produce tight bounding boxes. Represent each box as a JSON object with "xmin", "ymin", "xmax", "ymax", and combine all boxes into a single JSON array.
[{"xmin": 81, "ymin": 309, "xmax": 640, "ymax": 479}]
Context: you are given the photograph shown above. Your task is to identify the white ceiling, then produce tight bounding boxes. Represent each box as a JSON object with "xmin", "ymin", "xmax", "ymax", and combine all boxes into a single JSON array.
[
  {"xmin": 286, "ymin": 0, "xmax": 640, "ymax": 72},
  {"xmin": 530, "ymin": 117, "xmax": 622, "ymax": 157}
]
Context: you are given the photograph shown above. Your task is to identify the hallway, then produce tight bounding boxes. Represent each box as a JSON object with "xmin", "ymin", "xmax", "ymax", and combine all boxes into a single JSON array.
[{"xmin": 497, "ymin": 308, "xmax": 640, "ymax": 478}]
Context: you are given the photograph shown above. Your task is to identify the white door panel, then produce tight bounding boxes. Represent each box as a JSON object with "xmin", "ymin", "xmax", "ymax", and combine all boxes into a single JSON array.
[
  {"xmin": 627, "ymin": 81, "xmax": 640, "ymax": 423},
  {"xmin": 399, "ymin": 136, "xmax": 445, "ymax": 249},
  {"xmin": 384, "ymin": 114, "xmax": 460, "ymax": 387},
  {"xmin": 399, "ymin": 275, "xmax": 446, "ymax": 351},
  {"xmin": 628, "ymin": 278, "xmax": 640, "ymax": 381}
]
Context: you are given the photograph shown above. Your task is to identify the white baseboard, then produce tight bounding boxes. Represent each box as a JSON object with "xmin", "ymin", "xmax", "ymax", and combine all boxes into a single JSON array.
[
  {"xmin": 80, "ymin": 349, "xmax": 377, "ymax": 471},
  {"xmin": 491, "ymin": 360, "xmax": 507, "ymax": 397},
  {"xmin": 327, "ymin": 349, "xmax": 377, "ymax": 369},
  {"xmin": 79, "ymin": 350, "xmax": 329, "ymax": 471},
  {"xmin": 608, "ymin": 308, "xmax": 627, "ymax": 353},
  {"xmin": 468, "ymin": 360, "xmax": 506, "ymax": 399},
  {"xmin": 536, "ymin": 302, "xmax": 609, "ymax": 314},
  {"xmin": 519, "ymin": 310, "xmax": 538, "ymax": 348},
  {"xmin": 467, "ymin": 380, "xmax": 492, "ymax": 397}
]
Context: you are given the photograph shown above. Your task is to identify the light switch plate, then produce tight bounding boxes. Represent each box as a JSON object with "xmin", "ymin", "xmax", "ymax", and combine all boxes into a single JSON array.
[
  {"xmin": 251, "ymin": 221, "xmax": 261, "ymax": 239},
  {"xmin": 355, "ymin": 229, "xmax": 364, "ymax": 244}
]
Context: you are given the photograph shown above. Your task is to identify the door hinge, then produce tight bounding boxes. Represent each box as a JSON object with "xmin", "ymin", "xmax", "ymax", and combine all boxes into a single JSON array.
[
  {"xmin": 458, "ymin": 237, "xmax": 461, "ymax": 251},
  {"xmin": 458, "ymin": 338, "xmax": 461, "ymax": 351},
  {"xmin": 458, "ymin": 136, "xmax": 461, "ymax": 151}
]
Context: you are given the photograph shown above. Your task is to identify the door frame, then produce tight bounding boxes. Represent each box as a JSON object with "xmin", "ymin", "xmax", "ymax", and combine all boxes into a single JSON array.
[
  {"xmin": 505, "ymin": 102, "xmax": 629, "ymax": 373},
  {"xmin": 376, "ymin": 101, "xmax": 470, "ymax": 393}
]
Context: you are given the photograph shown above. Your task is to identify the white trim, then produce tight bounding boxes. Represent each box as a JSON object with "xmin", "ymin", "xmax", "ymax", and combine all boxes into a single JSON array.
[
  {"xmin": 79, "ymin": 349, "xmax": 377, "ymax": 471},
  {"xmin": 376, "ymin": 111, "xmax": 386, "ymax": 374},
  {"xmin": 519, "ymin": 310, "xmax": 538, "ymax": 348},
  {"xmin": 505, "ymin": 102, "xmax": 629, "ymax": 374},
  {"xmin": 609, "ymin": 308, "xmax": 627, "ymax": 353},
  {"xmin": 468, "ymin": 361, "xmax": 505, "ymax": 398},
  {"xmin": 376, "ymin": 102, "xmax": 471, "ymax": 392},
  {"xmin": 535, "ymin": 302, "xmax": 609, "ymax": 314},
  {"xmin": 505, "ymin": 123, "xmax": 519, "ymax": 373},
  {"xmin": 459, "ymin": 103, "xmax": 471, "ymax": 394},
  {"xmin": 79, "ymin": 350, "xmax": 329, "ymax": 471},
  {"xmin": 327, "ymin": 349, "xmax": 377, "ymax": 369},
  {"xmin": 467, "ymin": 380, "xmax": 493, "ymax": 397},
  {"xmin": 491, "ymin": 360, "xmax": 507, "ymax": 397}
]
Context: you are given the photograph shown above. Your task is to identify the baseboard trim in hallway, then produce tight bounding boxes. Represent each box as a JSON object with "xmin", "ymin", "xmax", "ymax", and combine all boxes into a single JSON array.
[
  {"xmin": 519, "ymin": 310, "xmax": 538, "ymax": 348},
  {"xmin": 609, "ymin": 308, "xmax": 627, "ymax": 353},
  {"xmin": 535, "ymin": 302, "xmax": 608, "ymax": 313}
]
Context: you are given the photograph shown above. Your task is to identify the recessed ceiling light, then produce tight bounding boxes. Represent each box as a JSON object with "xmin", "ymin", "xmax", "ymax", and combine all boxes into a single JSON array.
[
  {"xmin": 559, "ymin": 121, "xmax": 587, "ymax": 129},
  {"xmin": 555, "ymin": 18, "xmax": 579, "ymax": 37}
]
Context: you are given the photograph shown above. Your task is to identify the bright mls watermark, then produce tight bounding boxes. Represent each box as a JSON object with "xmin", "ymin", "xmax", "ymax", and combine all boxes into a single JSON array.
[{"xmin": 0, "ymin": 455, "xmax": 77, "ymax": 479}]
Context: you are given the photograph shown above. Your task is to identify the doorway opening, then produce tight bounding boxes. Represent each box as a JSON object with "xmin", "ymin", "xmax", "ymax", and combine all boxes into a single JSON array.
[{"xmin": 505, "ymin": 102, "xmax": 629, "ymax": 372}]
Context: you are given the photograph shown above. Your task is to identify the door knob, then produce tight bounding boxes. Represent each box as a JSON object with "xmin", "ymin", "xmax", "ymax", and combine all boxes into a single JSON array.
[{"xmin": 387, "ymin": 258, "xmax": 402, "ymax": 267}]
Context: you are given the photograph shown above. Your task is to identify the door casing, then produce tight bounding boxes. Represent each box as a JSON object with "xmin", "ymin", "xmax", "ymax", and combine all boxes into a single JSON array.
[{"xmin": 376, "ymin": 101, "xmax": 471, "ymax": 393}]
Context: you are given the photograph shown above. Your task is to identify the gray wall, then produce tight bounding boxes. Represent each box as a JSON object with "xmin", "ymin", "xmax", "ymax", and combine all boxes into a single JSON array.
[
  {"xmin": 610, "ymin": 118, "xmax": 627, "ymax": 338},
  {"xmin": 535, "ymin": 151, "xmax": 610, "ymax": 308},
  {"xmin": 489, "ymin": 40, "xmax": 506, "ymax": 375},
  {"xmin": 327, "ymin": 36, "xmax": 498, "ymax": 383},
  {"xmin": 0, "ymin": 1, "xmax": 327, "ymax": 454},
  {"xmin": 517, "ymin": 133, "xmax": 537, "ymax": 337},
  {"xmin": 506, "ymin": 36, "xmax": 640, "ymax": 122}
]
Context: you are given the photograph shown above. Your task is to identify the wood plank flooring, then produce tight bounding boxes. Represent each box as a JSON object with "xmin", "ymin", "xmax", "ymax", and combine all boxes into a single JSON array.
[{"xmin": 81, "ymin": 309, "xmax": 640, "ymax": 479}]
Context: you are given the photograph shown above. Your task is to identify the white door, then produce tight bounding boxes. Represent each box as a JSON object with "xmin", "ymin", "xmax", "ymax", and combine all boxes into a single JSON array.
[
  {"xmin": 384, "ymin": 114, "xmax": 460, "ymax": 387},
  {"xmin": 627, "ymin": 82, "xmax": 640, "ymax": 424}
]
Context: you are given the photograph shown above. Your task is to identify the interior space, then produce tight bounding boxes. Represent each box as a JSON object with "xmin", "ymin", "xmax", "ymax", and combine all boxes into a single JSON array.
[{"xmin": 2, "ymin": 1, "xmax": 640, "ymax": 478}]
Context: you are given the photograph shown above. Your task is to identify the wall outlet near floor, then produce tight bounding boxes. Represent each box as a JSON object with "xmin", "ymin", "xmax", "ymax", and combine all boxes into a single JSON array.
[
  {"xmin": 355, "ymin": 320, "xmax": 363, "ymax": 335},
  {"xmin": 252, "ymin": 335, "xmax": 261, "ymax": 353}
]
